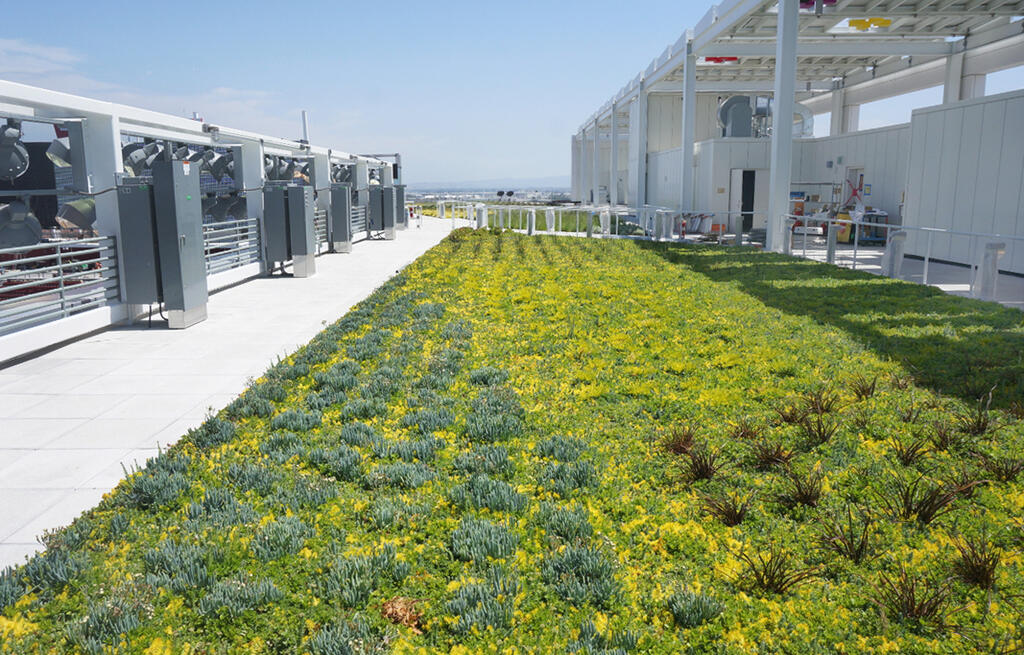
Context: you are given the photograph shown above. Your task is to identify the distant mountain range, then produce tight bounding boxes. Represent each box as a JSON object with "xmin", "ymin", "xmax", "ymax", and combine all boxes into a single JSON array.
[{"xmin": 405, "ymin": 175, "xmax": 569, "ymax": 192}]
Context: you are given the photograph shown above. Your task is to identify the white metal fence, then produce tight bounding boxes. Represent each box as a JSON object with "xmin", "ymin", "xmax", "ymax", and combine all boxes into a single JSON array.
[
  {"xmin": 202, "ymin": 218, "xmax": 261, "ymax": 276},
  {"xmin": 436, "ymin": 200, "xmax": 765, "ymax": 243},
  {"xmin": 782, "ymin": 213, "xmax": 1022, "ymax": 300},
  {"xmin": 313, "ymin": 209, "xmax": 329, "ymax": 248},
  {"xmin": 0, "ymin": 237, "xmax": 120, "ymax": 337}
]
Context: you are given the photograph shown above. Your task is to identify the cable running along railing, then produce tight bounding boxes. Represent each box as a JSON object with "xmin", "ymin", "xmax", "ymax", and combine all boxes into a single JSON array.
[
  {"xmin": 0, "ymin": 236, "xmax": 120, "ymax": 337},
  {"xmin": 202, "ymin": 218, "xmax": 261, "ymax": 276}
]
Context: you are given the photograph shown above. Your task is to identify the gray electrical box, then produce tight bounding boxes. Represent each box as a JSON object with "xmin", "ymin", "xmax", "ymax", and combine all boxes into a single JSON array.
[
  {"xmin": 116, "ymin": 160, "xmax": 208, "ymax": 329},
  {"xmin": 117, "ymin": 181, "xmax": 161, "ymax": 305},
  {"xmin": 368, "ymin": 186, "xmax": 383, "ymax": 233},
  {"xmin": 263, "ymin": 186, "xmax": 290, "ymax": 264},
  {"xmin": 395, "ymin": 184, "xmax": 407, "ymax": 230},
  {"xmin": 262, "ymin": 184, "xmax": 315, "ymax": 278},
  {"xmin": 287, "ymin": 185, "xmax": 316, "ymax": 278},
  {"xmin": 381, "ymin": 186, "xmax": 396, "ymax": 240},
  {"xmin": 330, "ymin": 183, "xmax": 352, "ymax": 253},
  {"xmin": 152, "ymin": 160, "xmax": 207, "ymax": 328}
]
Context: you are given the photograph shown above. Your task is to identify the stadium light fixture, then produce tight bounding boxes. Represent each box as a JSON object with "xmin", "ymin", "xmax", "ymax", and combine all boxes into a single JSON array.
[
  {"xmin": 1, "ymin": 120, "xmax": 30, "ymax": 182},
  {"xmin": 0, "ymin": 200, "xmax": 43, "ymax": 247},
  {"xmin": 45, "ymin": 137, "xmax": 73, "ymax": 168},
  {"xmin": 56, "ymin": 198, "xmax": 96, "ymax": 229}
]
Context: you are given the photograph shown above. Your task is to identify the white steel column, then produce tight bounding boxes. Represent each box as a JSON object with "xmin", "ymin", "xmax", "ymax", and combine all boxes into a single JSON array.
[
  {"xmin": 945, "ymin": 52, "xmax": 987, "ymax": 102},
  {"xmin": 843, "ymin": 105, "xmax": 860, "ymax": 132},
  {"xmin": 943, "ymin": 52, "xmax": 966, "ymax": 103},
  {"xmin": 766, "ymin": 0, "xmax": 798, "ymax": 253},
  {"xmin": 829, "ymin": 86, "xmax": 845, "ymax": 136},
  {"xmin": 680, "ymin": 46, "xmax": 697, "ymax": 212},
  {"xmin": 81, "ymin": 112, "xmax": 126, "ymax": 298},
  {"xmin": 635, "ymin": 91, "xmax": 649, "ymax": 207},
  {"xmin": 609, "ymin": 103, "xmax": 619, "ymax": 206},
  {"xmin": 627, "ymin": 100, "xmax": 640, "ymax": 207},
  {"xmin": 571, "ymin": 134, "xmax": 582, "ymax": 202},
  {"xmin": 591, "ymin": 119, "xmax": 600, "ymax": 205}
]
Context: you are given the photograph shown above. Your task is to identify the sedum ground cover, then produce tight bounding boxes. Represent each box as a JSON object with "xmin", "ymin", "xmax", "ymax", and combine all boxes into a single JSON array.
[{"xmin": 2, "ymin": 229, "xmax": 1024, "ymax": 654}]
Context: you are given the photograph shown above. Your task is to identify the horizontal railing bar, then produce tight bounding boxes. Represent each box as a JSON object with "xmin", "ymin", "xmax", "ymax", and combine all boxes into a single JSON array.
[
  {"xmin": 0, "ymin": 245, "xmax": 115, "ymax": 271},
  {"xmin": 0, "ymin": 255, "xmax": 116, "ymax": 284},
  {"xmin": 0, "ymin": 296, "xmax": 115, "ymax": 334},
  {"xmin": 0, "ymin": 237, "xmax": 113, "ymax": 257},
  {"xmin": 0, "ymin": 268, "xmax": 114, "ymax": 297},
  {"xmin": 202, "ymin": 218, "xmax": 258, "ymax": 230},
  {"xmin": 0, "ymin": 286, "xmax": 117, "ymax": 323},
  {"xmin": 783, "ymin": 214, "xmax": 1024, "ymax": 243},
  {"xmin": 0, "ymin": 278, "xmax": 117, "ymax": 314}
]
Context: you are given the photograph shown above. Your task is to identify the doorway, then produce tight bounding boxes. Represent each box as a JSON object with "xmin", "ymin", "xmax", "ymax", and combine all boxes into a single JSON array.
[{"xmin": 729, "ymin": 169, "xmax": 758, "ymax": 232}]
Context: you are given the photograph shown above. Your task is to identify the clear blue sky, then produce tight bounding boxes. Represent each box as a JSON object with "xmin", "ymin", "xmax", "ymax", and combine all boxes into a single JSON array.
[{"xmin": 2, "ymin": 2, "xmax": 1022, "ymax": 184}]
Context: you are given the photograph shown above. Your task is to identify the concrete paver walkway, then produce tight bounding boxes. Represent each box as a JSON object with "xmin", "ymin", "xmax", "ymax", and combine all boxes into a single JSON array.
[{"xmin": 0, "ymin": 218, "xmax": 452, "ymax": 567}]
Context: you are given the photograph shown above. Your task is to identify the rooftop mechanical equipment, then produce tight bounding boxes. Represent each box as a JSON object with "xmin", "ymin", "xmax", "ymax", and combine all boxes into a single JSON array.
[
  {"xmin": 116, "ymin": 159, "xmax": 208, "ymax": 328},
  {"xmin": 263, "ymin": 184, "xmax": 317, "ymax": 278}
]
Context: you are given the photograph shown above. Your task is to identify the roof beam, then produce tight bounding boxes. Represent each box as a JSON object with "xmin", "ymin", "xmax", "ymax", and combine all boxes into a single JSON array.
[{"xmin": 699, "ymin": 40, "xmax": 955, "ymax": 56}]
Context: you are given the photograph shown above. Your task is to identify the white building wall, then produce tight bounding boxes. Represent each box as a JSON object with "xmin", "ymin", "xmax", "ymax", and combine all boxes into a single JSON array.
[
  {"xmin": 792, "ymin": 124, "xmax": 911, "ymax": 222},
  {"xmin": 570, "ymin": 136, "xmax": 581, "ymax": 202},
  {"xmin": 647, "ymin": 147, "xmax": 682, "ymax": 209},
  {"xmin": 598, "ymin": 138, "xmax": 612, "ymax": 204},
  {"xmin": 627, "ymin": 98, "xmax": 642, "ymax": 207},
  {"xmin": 614, "ymin": 138, "xmax": 629, "ymax": 204},
  {"xmin": 647, "ymin": 94, "xmax": 682, "ymax": 153},
  {"xmin": 904, "ymin": 89, "xmax": 1024, "ymax": 273},
  {"xmin": 691, "ymin": 138, "xmax": 774, "ymax": 216}
]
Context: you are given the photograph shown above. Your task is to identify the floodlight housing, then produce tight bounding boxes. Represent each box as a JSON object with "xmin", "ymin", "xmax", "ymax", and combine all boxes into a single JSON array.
[
  {"xmin": 0, "ymin": 200, "xmax": 43, "ymax": 247},
  {"xmin": 56, "ymin": 198, "xmax": 97, "ymax": 230},
  {"xmin": 209, "ymin": 194, "xmax": 234, "ymax": 222},
  {"xmin": 46, "ymin": 137, "xmax": 73, "ymax": 168},
  {"xmin": 1, "ymin": 120, "xmax": 30, "ymax": 182},
  {"xmin": 207, "ymin": 151, "xmax": 232, "ymax": 181},
  {"xmin": 279, "ymin": 159, "xmax": 295, "ymax": 180},
  {"xmin": 173, "ymin": 145, "xmax": 202, "ymax": 162},
  {"xmin": 123, "ymin": 142, "xmax": 162, "ymax": 176}
]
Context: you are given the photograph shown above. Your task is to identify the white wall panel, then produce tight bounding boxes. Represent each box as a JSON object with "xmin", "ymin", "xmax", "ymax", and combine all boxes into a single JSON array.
[
  {"xmin": 647, "ymin": 147, "xmax": 682, "ymax": 209},
  {"xmin": 648, "ymin": 94, "xmax": 682, "ymax": 153},
  {"xmin": 904, "ymin": 89, "xmax": 1024, "ymax": 273},
  {"xmin": 793, "ymin": 124, "xmax": 911, "ymax": 226}
]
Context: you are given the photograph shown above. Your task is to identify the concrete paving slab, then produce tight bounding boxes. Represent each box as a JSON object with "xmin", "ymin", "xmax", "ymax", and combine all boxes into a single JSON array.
[
  {"xmin": 44, "ymin": 418, "xmax": 176, "ymax": 450},
  {"xmin": 0, "ymin": 489, "xmax": 64, "ymax": 541},
  {"xmin": 12, "ymin": 393, "xmax": 133, "ymax": 419},
  {"xmin": 0, "ymin": 449, "xmax": 130, "ymax": 489},
  {"xmin": 0, "ymin": 418, "xmax": 87, "ymax": 448},
  {"xmin": 5, "ymin": 488, "xmax": 110, "ymax": 544}
]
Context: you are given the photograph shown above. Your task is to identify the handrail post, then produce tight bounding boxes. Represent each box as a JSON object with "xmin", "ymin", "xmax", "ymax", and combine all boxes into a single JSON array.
[
  {"xmin": 923, "ymin": 232, "xmax": 934, "ymax": 285},
  {"xmin": 852, "ymin": 220, "xmax": 860, "ymax": 270},
  {"xmin": 56, "ymin": 244, "xmax": 67, "ymax": 318}
]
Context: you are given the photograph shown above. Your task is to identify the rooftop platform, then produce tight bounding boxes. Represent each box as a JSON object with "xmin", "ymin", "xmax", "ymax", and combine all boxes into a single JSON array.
[{"xmin": 0, "ymin": 218, "xmax": 453, "ymax": 568}]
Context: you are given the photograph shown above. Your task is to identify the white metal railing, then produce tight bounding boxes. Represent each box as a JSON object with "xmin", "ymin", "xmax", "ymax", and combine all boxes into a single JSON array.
[
  {"xmin": 445, "ymin": 200, "xmax": 766, "ymax": 244},
  {"xmin": 203, "ymin": 218, "xmax": 261, "ymax": 276},
  {"xmin": 351, "ymin": 205, "xmax": 368, "ymax": 235},
  {"xmin": 782, "ymin": 213, "xmax": 1023, "ymax": 294},
  {"xmin": 313, "ymin": 209, "xmax": 328, "ymax": 248},
  {"xmin": 0, "ymin": 236, "xmax": 120, "ymax": 337}
]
